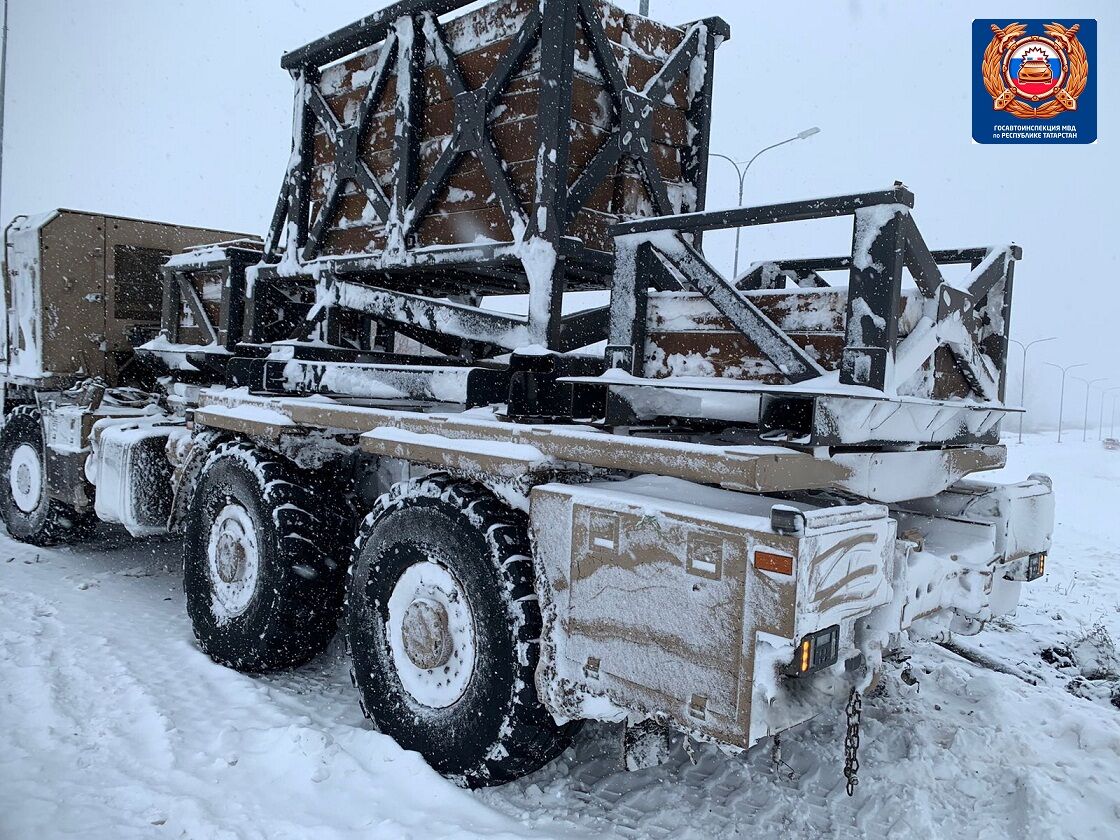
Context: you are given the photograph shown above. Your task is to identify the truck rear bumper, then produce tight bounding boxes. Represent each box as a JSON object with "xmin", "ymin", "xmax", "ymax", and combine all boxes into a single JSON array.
[
  {"xmin": 529, "ymin": 472, "xmax": 1054, "ymax": 750},
  {"xmin": 889, "ymin": 475, "xmax": 1055, "ymax": 635},
  {"xmin": 529, "ymin": 476, "xmax": 896, "ymax": 749}
]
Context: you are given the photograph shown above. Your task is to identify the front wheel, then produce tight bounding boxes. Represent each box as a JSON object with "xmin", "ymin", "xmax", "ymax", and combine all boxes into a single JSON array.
[
  {"xmin": 0, "ymin": 405, "xmax": 89, "ymax": 545},
  {"xmin": 346, "ymin": 475, "xmax": 573, "ymax": 787}
]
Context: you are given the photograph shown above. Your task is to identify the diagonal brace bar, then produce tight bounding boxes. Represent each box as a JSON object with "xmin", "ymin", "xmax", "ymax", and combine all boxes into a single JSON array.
[{"xmin": 649, "ymin": 234, "xmax": 824, "ymax": 383}]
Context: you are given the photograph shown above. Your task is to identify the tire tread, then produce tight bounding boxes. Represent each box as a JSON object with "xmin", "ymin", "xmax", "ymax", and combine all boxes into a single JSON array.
[
  {"xmin": 349, "ymin": 472, "xmax": 572, "ymax": 786},
  {"xmin": 185, "ymin": 441, "xmax": 345, "ymax": 672}
]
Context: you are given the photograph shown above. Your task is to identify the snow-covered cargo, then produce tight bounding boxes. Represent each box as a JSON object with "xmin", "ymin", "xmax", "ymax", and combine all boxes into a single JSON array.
[
  {"xmin": 251, "ymin": 0, "xmax": 727, "ymax": 351},
  {"xmin": 301, "ymin": 0, "xmax": 719, "ymax": 256}
]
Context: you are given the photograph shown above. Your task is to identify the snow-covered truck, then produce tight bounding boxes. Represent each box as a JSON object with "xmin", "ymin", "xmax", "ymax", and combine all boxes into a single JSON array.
[{"xmin": 0, "ymin": 0, "xmax": 1053, "ymax": 788}]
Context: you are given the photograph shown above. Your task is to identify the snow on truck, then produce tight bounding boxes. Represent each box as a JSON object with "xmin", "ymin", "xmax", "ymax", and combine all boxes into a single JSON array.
[{"xmin": 0, "ymin": 0, "xmax": 1053, "ymax": 789}]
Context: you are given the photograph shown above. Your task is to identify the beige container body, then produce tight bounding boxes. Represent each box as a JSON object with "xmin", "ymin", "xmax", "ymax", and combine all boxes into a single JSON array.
[{"xmin": 3, "ymin": 210, "xmax": 251, "ymax": 386}]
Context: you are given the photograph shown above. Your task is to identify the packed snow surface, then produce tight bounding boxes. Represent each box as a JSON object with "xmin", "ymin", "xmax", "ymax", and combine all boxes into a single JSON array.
[{"xmin": 2, "ymin": 437, "xmax": 1119, "ymax": 839}]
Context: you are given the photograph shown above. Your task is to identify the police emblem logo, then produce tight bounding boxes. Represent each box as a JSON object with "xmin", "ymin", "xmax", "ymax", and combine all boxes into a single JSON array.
[
  {"xmin": 973, "ymin": 19, "xmax": 1096, "ymax": 144},
  {"xmin": 982, "ymin": 23, "xmax": 1087, "ymax": 119}
]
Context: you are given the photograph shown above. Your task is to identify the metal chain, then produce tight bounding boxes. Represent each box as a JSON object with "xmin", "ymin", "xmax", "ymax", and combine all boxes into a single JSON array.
[
  {"xmin": 770, "ymin": 732, "xmax": 795, "ymax": 781},
  {"xmin": 843, "ymin": 687, "xmax": 862, "ymax": 796}
]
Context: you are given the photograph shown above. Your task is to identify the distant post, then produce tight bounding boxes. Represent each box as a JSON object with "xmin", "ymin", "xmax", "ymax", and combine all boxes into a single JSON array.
[
  {"xmin": 1072, "ymin": 376, "xmax": 1108, "ymax": 442},
  {"xmin": 1008, "ymin": 336, "xmax": 1056, "ymax": 444},
  {"xmin": 1100, "ymin": 387, "xmax": 1120, "ymax": 440},
  {"xmin": 1045, "ymin": 362, "xmax": 1087, "ymax": 443},
  {"xmin": 0, "ymin": 0, "xmax": 9, "ymax": 216}
]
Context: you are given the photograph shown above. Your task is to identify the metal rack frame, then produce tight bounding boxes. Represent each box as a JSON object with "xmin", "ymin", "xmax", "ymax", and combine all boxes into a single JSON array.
[{"xmin": 259, "ymin": 0, "xmax": 728, "ymax": 353}]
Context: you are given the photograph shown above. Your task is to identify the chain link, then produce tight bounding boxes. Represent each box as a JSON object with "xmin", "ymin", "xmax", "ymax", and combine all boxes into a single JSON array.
[
  {"xmin": 770, "ymin": 732, "xmax": 795, "ymax": 781},
  {"xmin": 843, "ymin": 687, "xmax": 862, "ymax": 796}
]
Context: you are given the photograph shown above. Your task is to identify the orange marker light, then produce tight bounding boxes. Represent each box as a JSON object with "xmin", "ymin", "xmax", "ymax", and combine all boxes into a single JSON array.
[
  {"xmin": 789, "ymin": 626, "xmax": 841, "ymax": 677},
  {"xmin": 755, "ymin": 550, "xmax": 794, "ymax": 576}
]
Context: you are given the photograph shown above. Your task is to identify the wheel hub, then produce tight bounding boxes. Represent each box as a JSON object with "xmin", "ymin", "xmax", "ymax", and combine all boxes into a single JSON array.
[
  {"xmin": 15, "ymin": 464, "xmax": 32, "ymax": 496},
  {"xmin": 400, "ymin": 597, "xmax": 453, "ymax": 670},
  {"xmin": 387, "ymin": 559, "xmax": 476, "ymax": 709},
  {"xmin": 214, "ymin": 532, "xmax": 248, "ymax": 584},
  {"xmin": 8, "ymin": 443, "xmax": 43, "ymax": 514}
]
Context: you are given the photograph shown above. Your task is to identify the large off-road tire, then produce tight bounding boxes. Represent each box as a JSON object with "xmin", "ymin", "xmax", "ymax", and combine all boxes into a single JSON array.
[
  {"xmin": 184, "ymin": 441, "xmax": 346, "ymax": 672},
  {"xmin": 0, "ymin": 405, "xmax": 90, "ymax": 546},
  {"xmin": 347, "ymin": 474, "xmax": 573, "ymax": 787}
]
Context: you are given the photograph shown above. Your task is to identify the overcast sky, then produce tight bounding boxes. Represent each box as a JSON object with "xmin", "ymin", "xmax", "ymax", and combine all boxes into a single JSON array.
[{"xmin": 1, "ymin": 0, "xmax": 1116, "ymax": 428}]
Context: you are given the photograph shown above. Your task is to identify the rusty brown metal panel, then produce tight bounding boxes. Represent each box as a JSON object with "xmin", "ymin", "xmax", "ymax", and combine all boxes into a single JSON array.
[
  {"xmin": 645, "ymin": 331, "xmax": 846, "ymax": 381},
  {"xmin": 307, "ymin": 0, "xmax": 702, "ymax": 260},
  {"xmin": 642, "ymin": 289, "xmax": 931, "ymax": 381}
]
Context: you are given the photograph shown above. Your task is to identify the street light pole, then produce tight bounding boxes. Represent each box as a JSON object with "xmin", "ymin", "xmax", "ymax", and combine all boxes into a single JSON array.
[
  {"xmin": 1008, "ymin": 336, "xmax": 1056, "ymax": 443},
  {"xmin": 711, "ymin": 127, "xmax": 820, "ymax": 278},
  {"xmin": 639, "ymin": 0, "xmax": 649, "ymax": 15},
  {"xmin": 1044, "ymin": 362, "xmax": 1086, "ymax": 443},
  {"xmin": 1099, "ymin": 386, "xmax": 1120, "ymax": 440},
  {"xmin": 1071, "ymin": 376, "xmax": 1107, "ymax": 442},
  {"xmin": 0, "ymin": 0, "xmax": 9, "ymax": 215}
]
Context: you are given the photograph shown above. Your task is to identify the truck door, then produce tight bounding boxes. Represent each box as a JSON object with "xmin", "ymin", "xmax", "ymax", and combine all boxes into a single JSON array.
[{"xmin": 38, "ymin": 212, "xmax": 108, "ymax": 380}]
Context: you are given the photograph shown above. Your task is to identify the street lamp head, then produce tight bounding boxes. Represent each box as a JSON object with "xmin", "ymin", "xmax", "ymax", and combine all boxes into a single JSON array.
[
  {"xmin": 797, "ymin": 127, "xmax": 821, "ymax": 139},
  {"xmin": 1009, "ymin": 335, "xmax": 1056, "ymax": 351},
  {"xmin": 1046, "ymin": 361, "xmax": 1087, "ymax": 373}
]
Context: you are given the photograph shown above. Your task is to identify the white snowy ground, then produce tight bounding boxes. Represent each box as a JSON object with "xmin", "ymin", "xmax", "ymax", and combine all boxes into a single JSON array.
[{"xmin": 2, "ymin": 436, "xmax": 1119, "ymax": 840}]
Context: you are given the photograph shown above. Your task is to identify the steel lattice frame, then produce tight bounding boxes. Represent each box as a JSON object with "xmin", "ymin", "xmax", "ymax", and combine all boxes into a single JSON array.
[
  {"xmin": 609, "ymin": 185, "xmax": 1019, "ymax": 403},
  {"xmin": 259, "ymin": 0, "xmax": 728, "ymax": 354}
]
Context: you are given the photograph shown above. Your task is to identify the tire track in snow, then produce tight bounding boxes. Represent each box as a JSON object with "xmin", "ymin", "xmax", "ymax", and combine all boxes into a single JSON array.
[
  {"xmin": 4, "ymin": 433, "xmax": 1120, "ymax": 840},
  {"xmin": 0, "ymin": 536, "xmax": 557, "ymax": 840}
]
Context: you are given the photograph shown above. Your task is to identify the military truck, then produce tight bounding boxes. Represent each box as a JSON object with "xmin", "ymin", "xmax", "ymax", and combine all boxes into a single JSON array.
[{"xmin": 0, "ymin": 0, "xmax": 1053, "ymax": 788}]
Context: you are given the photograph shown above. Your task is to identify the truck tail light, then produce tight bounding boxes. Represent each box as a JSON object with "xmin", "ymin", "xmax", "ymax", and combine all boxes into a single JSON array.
[
  {"xmin": 788, "ymin": 625, "xmax": 840, "ymax": 676},
  {"xmin": 1006, "ymin": 552, "xmax": 1047, "ymax": 582},
  {"xmin": 1027, "ymin": 552, "xmax": 1046, "ymax": 581}
]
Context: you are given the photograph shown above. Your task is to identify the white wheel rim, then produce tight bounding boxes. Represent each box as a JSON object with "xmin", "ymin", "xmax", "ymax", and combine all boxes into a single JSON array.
[
  {"xmin": 206, "ymin": 503, "xmax": 261, "ymax": 624},
  {"xmin": 9, "ymin": 443, "xmax": 43, "ymax": 514},
  {"xmin": 387, "ymin": 560, "xmax": 476, "ymax": 709}
]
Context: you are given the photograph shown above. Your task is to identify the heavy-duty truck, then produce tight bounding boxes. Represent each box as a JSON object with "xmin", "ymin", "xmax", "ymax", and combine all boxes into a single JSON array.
[{"xmin": 0, "ymin": 0, "xmax": 1053, "ymax": 789}]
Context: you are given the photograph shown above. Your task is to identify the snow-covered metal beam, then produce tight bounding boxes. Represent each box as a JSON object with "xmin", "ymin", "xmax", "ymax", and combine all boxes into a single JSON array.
[
  {"xmin": 613, "ymin": 185, "xmax": 915, "ymax": 237},
  {"xmin": 841, "ymin": 205, "xmax": 907, "ymax": 389},
  {"xmin": 280, "ymin": 0, "xmax": 465, "ymax": 70},
  {"xmin": 330, "ymin": 280, "xmax": 530, "ymax": 350}
]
